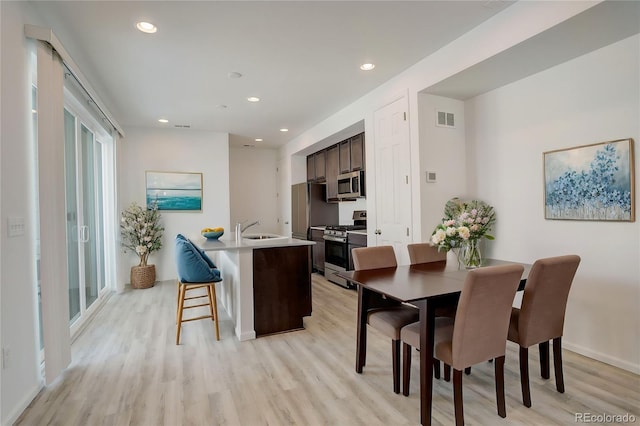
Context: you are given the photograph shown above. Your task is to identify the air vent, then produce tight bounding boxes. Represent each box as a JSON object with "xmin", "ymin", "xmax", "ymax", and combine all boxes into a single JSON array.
[
  {"xmin": 174, "ymin": 124, "xmax": 191, "ymax": 128},
  {"xmin": 436, "ymin": 110, "xmax": 455, "ymax": 128}
]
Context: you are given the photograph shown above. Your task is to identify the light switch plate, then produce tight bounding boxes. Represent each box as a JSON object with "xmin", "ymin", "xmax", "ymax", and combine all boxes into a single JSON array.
[{"xmin": 8, "ymin": 217, "xmax": 25, "ymax": 237}]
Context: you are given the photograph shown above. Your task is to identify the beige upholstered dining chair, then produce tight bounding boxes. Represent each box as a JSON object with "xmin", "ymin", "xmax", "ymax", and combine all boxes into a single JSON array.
[
  {"xmin": 508, "ymin": 255, "xmax": 580, "ymax": 407},
  {"xmin": 351, "ymin": 245, "xmax": 418, "ymax": 394},
  {"xmin": 401, "ymin": 264, "xmax": 524, "ymax": 425},
  {"xmin": 407, "ymin": 243, "xmax": 447, "ymax": 264},
  {"xmin": 404, "ymin": 243, "xmax": 451, "ymax": 384}
]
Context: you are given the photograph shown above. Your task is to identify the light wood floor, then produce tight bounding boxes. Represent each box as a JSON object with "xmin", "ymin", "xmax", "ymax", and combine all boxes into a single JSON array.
[{"xmin": 16, "ymin": 274, "xmax": 639, "ymax": 426}]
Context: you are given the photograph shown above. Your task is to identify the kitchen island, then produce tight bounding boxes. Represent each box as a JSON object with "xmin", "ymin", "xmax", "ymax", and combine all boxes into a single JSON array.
[{"xmin": 191, "ymin": 235, "xmax": 314, "ymax": 341}]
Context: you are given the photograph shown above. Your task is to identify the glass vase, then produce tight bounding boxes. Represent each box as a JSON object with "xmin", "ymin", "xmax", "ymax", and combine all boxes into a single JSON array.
[{"xmin": 459, "ymin": 239, "xmax": 482, "ymax": 269}]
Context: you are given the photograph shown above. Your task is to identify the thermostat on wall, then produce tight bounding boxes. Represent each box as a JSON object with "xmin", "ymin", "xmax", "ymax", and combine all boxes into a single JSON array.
[{"xmin": 426, "ymin": 171, "xmax": 437, "ymax": 183}]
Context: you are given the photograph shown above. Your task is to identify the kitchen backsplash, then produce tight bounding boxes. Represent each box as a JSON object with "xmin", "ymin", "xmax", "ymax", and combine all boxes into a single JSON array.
[{"xmin": 338, "ymin": 198, "xmax": 367, "ymax": 225}]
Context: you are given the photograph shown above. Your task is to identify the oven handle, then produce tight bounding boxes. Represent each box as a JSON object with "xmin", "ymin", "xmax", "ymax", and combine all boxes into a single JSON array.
[{"xmin": 323, "ymin": 235, "xmax": 347, "ymax": 243}]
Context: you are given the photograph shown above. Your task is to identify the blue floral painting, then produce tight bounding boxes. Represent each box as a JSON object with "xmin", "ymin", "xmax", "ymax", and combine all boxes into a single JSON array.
[
  {"xmin": 146, "ymin": 171, "xmax": 202, "ymax": 211},
  {"xmin": 544, "ymin": 139, "xmax": 635, "ymax": 221}
]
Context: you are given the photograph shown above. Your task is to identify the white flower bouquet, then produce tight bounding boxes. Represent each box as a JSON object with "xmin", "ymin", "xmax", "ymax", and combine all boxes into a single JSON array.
[
  {"xmin": 430, "ymin": 198, "xmax": 496, "ymax": 252},
  {"xmin": 120, "ymin": 202, "xmax": 164, "ymax": 266}
]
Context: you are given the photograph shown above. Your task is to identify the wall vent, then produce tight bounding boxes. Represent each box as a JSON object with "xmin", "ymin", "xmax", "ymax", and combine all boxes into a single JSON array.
[
  {"xmin": 174, "ymin": 124, "xmax": 191, "ymax": 128},
  {"xmin": 436, "ymin": 110, "xmax": 455, "ymax": 128}
]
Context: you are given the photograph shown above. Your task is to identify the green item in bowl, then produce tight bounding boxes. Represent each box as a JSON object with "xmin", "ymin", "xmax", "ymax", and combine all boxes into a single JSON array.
[{"xmin": 202, "ymin": 230, "xmax": 224, "ymax": 239}]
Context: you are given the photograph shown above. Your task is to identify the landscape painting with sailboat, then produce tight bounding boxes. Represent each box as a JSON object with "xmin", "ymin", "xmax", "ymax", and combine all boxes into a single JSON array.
[{"xmin": 146, "ymin": 171, "xmax": 202, "ymax": 211}]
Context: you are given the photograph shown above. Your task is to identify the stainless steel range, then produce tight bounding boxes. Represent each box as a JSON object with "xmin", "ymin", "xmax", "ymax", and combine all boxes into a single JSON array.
[{"xmin": 324, "ymin": 210, "xmax": 366, "ymax": 288}]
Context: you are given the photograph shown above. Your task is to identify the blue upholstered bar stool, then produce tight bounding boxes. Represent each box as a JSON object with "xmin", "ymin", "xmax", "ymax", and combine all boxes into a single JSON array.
[{"xmin": 175, "ymin": 235, "xmax": 223, "ymax": 344}]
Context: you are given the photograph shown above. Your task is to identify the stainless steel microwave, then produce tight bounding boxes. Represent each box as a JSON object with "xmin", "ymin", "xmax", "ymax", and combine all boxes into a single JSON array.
[{"xmin": 337, "ymin": 170, "xmax": 365, "ymax": 198}]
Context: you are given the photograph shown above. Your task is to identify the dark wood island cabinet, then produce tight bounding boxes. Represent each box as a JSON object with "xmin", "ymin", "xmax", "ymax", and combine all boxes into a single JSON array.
[{"xmin": 252, "ymin": 245, "xmax": 312, "ymax": 337}]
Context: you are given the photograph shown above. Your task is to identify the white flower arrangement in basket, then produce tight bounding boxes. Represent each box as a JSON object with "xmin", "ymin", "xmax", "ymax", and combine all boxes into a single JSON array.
[{"xmin": 120, "ymin": 202, "xmax": 164, "ymax": 266}]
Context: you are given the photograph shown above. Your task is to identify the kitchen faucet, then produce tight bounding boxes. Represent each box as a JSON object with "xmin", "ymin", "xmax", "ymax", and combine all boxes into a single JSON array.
[
  {"xmin": 235, "ymin": 220, "xmax": 260, "ymax": 240},
  {"xmin": 241, "ymin": 220, "xmax": 260, "ymax": 232}
]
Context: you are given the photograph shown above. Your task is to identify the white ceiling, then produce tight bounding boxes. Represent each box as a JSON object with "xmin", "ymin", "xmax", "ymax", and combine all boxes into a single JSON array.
[
  {"xmin": 29, "ymin": 0, "xmax": 516, "ymax": 147},
  {"xmin": 28, "ymin": 1, "xmax": 638, "ymax": 149}
]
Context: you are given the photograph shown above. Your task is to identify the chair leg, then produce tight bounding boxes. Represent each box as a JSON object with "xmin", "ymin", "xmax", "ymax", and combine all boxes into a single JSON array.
[
  {"xmin": 434, "ymin": 359, "xmax": 441, "ymax": 380},
  {"xmin": 176, "ymin": 283, "xmax": 186, "ymax": 345},
  {"xmin": 210, "ymin": 284, "xmax": 220, "ymax": 341},
  {"xmin": 402, "ymin": 342, "xmax": 411, "ymax": 396},
  {"xmin": 464, "ymin": 367, "xmax": 471, "ymax": 375},
  {"xmin": 453, "ymin": 369, "xmax": 464, "ymax": 426},
  {"xmin": 519, "ymin": 346, "xmax": 532, "ymax": 407},
  {"xmin": 553, "ymin": 337, "xmax": 564, "ymax": 393},
  {"xmin": 444, "ymin": 363, "xmax": 451, "ymax": 382},
  {"xmin": 176, "ymin": 280, "xmax": 181, "ymax": 323},
  {"xmin": 392, "ymin": 339, "xmax": 401, "ymax": 394},
  {"xmin": 539, "ymin": 341, "xmax": 550, "ymax": 379},
  {"xmin": 206, "ymin": 285, "xmax": 215, "ymax": 321},
  {"xmin": 495, "ymin": 356, "xmax": 506, "ymax": 418}
]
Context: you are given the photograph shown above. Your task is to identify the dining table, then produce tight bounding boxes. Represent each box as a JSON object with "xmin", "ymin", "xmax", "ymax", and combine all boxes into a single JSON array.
[{"xmin": 337, "ymin": 258, "xmax": 531, "ymax": 426}]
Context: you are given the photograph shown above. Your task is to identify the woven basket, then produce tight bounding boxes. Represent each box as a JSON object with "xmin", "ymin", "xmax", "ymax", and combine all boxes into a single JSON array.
[{"xmin": 130, "ymin": 264, "xmax": 156, "ymax": 289}]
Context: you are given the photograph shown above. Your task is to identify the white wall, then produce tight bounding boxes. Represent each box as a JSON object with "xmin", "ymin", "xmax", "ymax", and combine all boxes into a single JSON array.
[
  {"xmin": 229, "ymin": 146, "xmax": 279, "ymax": 234},
  {"xmin": 0, "ymin": 2, "xmax": 45, "ymax": 424},
  {"xmin": 466, "ymin": 35, "xmax": 640, "ymax": 372},
  {"xmin": 118, "ymin": 127, "xmax": 230, "ymax": 287},
  {"xmin": 417, "ymin": 94, "xmax": 467, "ymax": 242}
]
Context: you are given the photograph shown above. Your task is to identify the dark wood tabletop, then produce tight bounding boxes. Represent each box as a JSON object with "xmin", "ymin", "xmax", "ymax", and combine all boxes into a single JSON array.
[{"xmin": 340, "ymin": 259, "xmax": 531, "ymax": 302}]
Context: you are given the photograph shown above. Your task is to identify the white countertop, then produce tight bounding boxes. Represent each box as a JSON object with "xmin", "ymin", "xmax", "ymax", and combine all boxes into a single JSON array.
[
  {"xmin": 191, "ymin": 234, "xmax": 314, "ymax": 251},
  {"xmin": 310, "ymin": 226, "xmax": 327, "ymax": 230},
  {"xmin": 347, "ymin": 230, "xmax": 367, "ymax": 235}
]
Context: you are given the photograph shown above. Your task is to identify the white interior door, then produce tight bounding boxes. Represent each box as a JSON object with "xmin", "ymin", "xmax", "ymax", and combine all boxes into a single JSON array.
[{"xmin": 374, "ymin": 95, "xmax": 412, "ymax": 263}]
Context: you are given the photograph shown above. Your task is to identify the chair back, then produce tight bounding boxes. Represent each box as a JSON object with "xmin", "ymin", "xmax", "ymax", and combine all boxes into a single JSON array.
[
  {"xmin": 516, "ymin": 255, "xmax": 580, "ymax": 347},
  {"xmin": 175, "ymin": 236, "xmax": 221, "ymax": 283},
  {"xmin": 352, "ymin": 246, "xmax": 397, "ymax": 271},
  {"xmin": 407, "ymin": 243, "xmax": 446, "ymax": 264},
  {"xmin": 450, "ymin": 264, "xmax": 524, "ymax": 369}
]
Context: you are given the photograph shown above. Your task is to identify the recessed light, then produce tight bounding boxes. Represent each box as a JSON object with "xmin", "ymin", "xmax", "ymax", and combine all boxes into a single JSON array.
[
  {"xmin": 158, "ymin": 118, "xmax": 169, "ymax": 123},
  {"xmin": 136, "ymin": 21, "xmax": 157, "ymax": 34},
  {"xmin": 255, "ymin": 138, "xmax": 263, "ymax": 142},
  {"xmin": 360, "ymin": 63, "xmax": 375, "ymax": 71},
  {"xmin": 247, "ymin": 97, "xmax": 260, "ymax": 102},
  {"xmin": 280, "ymin": 128, "xmax": 288, "ymax": 132}
]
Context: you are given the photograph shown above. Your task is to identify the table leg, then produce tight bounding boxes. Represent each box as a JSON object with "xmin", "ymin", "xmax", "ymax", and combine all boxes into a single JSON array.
[
  {"xmin": 417, "ymin": 299, "xmax": 436, "ymax": 426},
  {"xmin": 356, "ymin": 286, "xmax": 368, "ymax": 373}
]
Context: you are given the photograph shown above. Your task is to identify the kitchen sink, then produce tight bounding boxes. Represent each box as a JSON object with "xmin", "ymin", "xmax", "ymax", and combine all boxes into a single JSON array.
[{"xmin": 243, "ymin": 233, "xmax": 288, "ymax": 241}]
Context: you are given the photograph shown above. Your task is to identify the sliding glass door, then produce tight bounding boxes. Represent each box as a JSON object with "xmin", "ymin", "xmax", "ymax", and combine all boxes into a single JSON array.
[{"xmin": 64, "ymin": 102, "xmax": 111, "ymax": 331}]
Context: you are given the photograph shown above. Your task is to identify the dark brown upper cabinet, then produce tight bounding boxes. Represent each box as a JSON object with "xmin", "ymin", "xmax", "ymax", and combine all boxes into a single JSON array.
[
  {"xmin": 314, "ymin": 150, "xmax": 326, "ymax": 181},
  {"xmin": 307, "ymin": 150, "xmax": 327, "ymax": 182},
  {"xmin": 339, "ymin": 133, "xmax": 365, "ymax": 173},
  {"xmin": 306, "ymin": 155, "xmax": 315, "ymax": 182},
  {"xmin": 350, "ymin": 133, "xmax": 365, "ymax": 171},
  {"xmin": 307, "ymin": 132, "xmax": 365, "ymax": 183},
  {"xmin": 325, "ymin": 145, "xmax": 340, "ymax": 200},
  {"xmin": 339, "ymin": 140, "xmax": 351, "ymax": 174}
]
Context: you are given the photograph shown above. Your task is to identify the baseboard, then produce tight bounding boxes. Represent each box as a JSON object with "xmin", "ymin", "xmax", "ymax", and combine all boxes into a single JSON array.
[
  {"xmin": 236, "ymin": 328, "xmax": 256, "ymax": 341},
  {"xmin": 2, "ymin": 381, "xmax": 43, "ymax": 426},
  {"xmin": 563, "ymin": 341, "xmax": 640, "ymax": 375}
]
